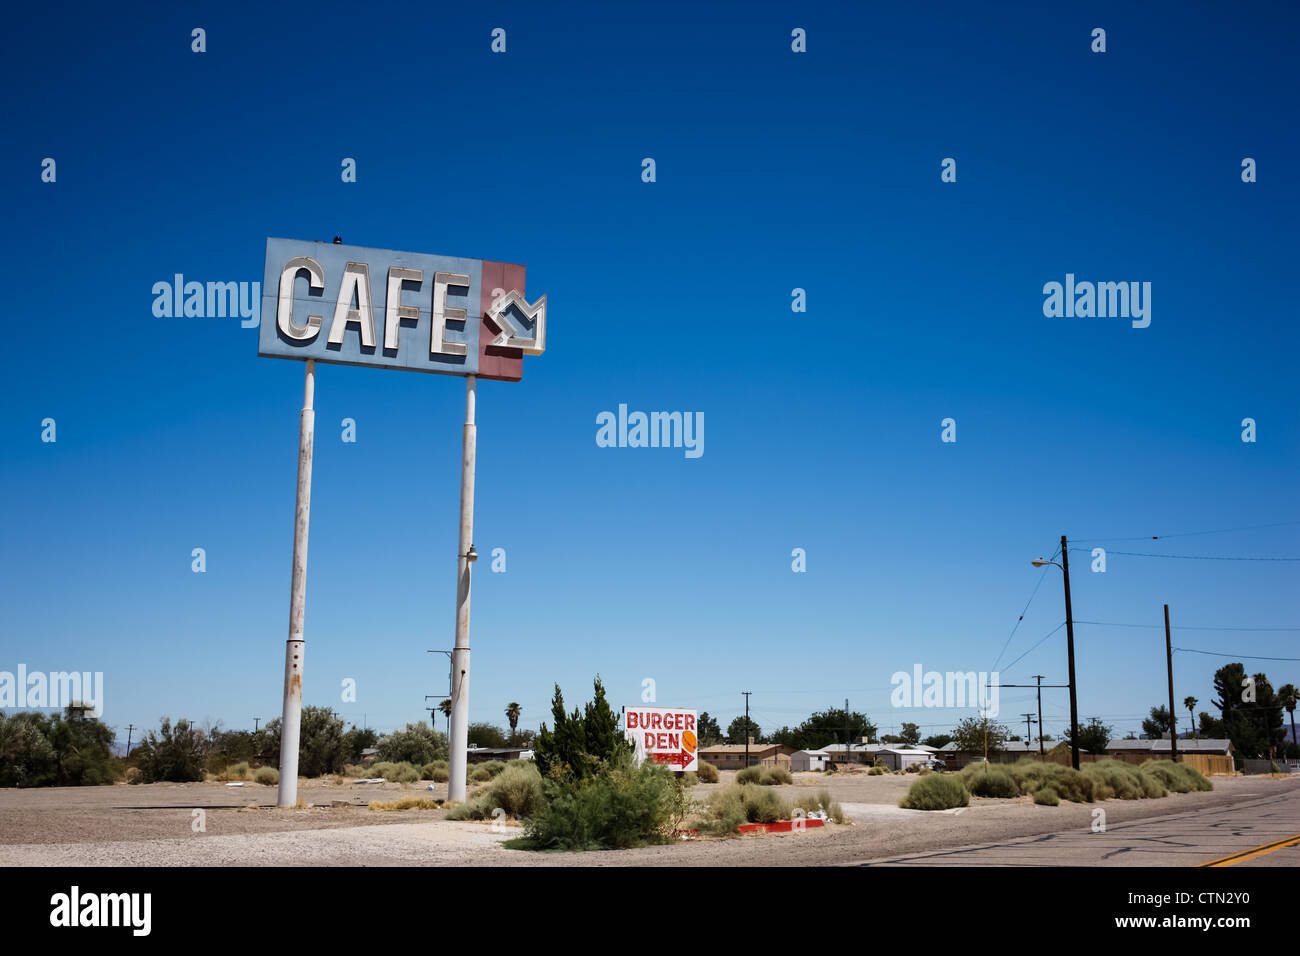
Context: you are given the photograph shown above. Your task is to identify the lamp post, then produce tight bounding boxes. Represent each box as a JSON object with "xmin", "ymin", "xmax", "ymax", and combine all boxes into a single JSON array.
[{"xmin": 1032, "ymin": 535, "xmax": 1080, "ymax": 770}]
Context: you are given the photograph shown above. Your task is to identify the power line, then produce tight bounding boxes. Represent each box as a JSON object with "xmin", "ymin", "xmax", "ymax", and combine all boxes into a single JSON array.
[
  {"xmin": 1001, "ymin": 622, "xmax": 1066, "ymax": 674},
  {"xmin": 1069, "ymin": 548, "xmax": 1300, "ymax": 562},
  {"xmin": 1173, "ymin": 648, "xmax": 1300, "ymax": 662},
  {"xmin": 990, "ymin": 563, "xmax": 1053, "ymax": 672},
  {"xmin": 1076, "ymin": 620, "xmax": 1300, "ymax": 632},
  {"xmin": 1071, "ymin": 519, "xmax": 1300, "ymax": 544}
]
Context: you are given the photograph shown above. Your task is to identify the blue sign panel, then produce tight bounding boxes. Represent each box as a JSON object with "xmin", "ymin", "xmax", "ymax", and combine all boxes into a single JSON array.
[{"xmin": 259, "ymin": 238, "xmax": 488, "ymax": 377}]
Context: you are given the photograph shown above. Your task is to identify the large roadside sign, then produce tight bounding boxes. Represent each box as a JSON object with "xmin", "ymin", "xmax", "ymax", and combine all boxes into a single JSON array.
[
  {"xmin": 259, "ymin": 237, "xmax": 546, "ymax": 381},
  {"xmin": 624, "ymin": 706, "xmax": 699, "ymax": 772}
]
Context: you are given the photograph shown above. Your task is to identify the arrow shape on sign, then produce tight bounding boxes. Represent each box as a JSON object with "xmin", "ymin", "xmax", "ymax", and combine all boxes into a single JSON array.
[{"xmin": 485, "ymin": 290, "xmax": 547, "ymax": 356}]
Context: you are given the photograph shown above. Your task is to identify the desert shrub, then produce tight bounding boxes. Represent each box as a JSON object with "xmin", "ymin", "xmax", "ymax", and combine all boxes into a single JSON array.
[
  {"xmin": 707, "ymin": 784, "xmax": 792, "ymax": 828},
  {"xmin": 480, "ymin": 761, "xmax": 508, "ymax": 778},
  {"xmin": 135, "ymin": 717, "xmax": 207, "ymax": 783},
  {"xmin": 220, "ymin": 761, "xmax": 251, "ymax": 782},
  {"xmin": 375, "ymin": 722, "xmax": 449, "ymax": 766},
  {"xmin": 448, "ymin": 764, "xmax": 545, "ymax": 821},
  {"xmin": 1083, "ymin": 759, "xmax": 1159, "ymax": 800},
  {"xmin": 421, "ymin": 763, "xmax": 450, "ymax": 782},
  {"xmin": 1140, "ymin": 760, "xmax": 1213, "ymax": 793},
  {"xmin": 468, "ymin": 764, "xmax": 495, "ymax": 783},
  {"xmin": 1007, "ymin": 760, "xmax": 1094, "ymax": 803},
  {"xmin": 523, "ymin": 758, "xmax": 678, "ymax": 850},
  {"xmin": 1033, "ymin": 786, "xmax": 1060, "ymax": 806},
  {"xmin": 868, "ymin": 765, "xmax": 886, "ymax": 776},
  {"xmin": 342, "ymin": 764, "xmax": 367, "ymax": 778},
  {"xmin": 369, "ymin": 797, "xmax": 438, "ymax": 811},
  {"xmin": 368, "ymin": 761, "xmax": 420, "ymax": 783},
  {"xmin": 961, "ymin": 764, "xmax": 1019, "ymax": 798},
  {"xmin": 906, "ymin": 762, "xmax": 922, "ymax": 773},
  {"xmin": 505, "ymin": 758, "xmax": 531, "ymax": 770},
  {"xmin": 736, "ymin": 765, "xmax": 793, "ymax": 786},
  {"xmin": 899, "ymin": 774, "xmax": 969, "ymax": 810},
  {"xmin": 255, "ymin": 766, "xmax": 279, "ymax": 786},
  {"xmin": 125, "ymin": 767, "xmax": 142, "ymax": 784},
  {"xmin": 697, "ymin": 761, "xmax": 719, "ymax": 783},
  {"xmin": 681, "ymin": 771, "xmax": 699, "ymax": 786},
  {"xmin": 795, "ymin": 789, "xmax": 845, "ymax": 823}
]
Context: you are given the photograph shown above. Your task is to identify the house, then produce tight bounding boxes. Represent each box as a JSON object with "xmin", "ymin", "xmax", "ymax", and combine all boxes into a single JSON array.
[
  {"xmin": 790, "ymin": 749, "xmax": 830, "ymax": 772},
  {"xmin": 697, "ymin": 741, "xmax": 796, "ymax": 770},
  {"xmin": 1105, "ymin": 738, "xmax": 1233, "ymax": 757},
  {"xmin": 876, "ymin": 746, "xmax": 931, "ymax": 771},
  {"xmin": 466, "ymin": 745, "xmax": 533, "ymax": 763}
]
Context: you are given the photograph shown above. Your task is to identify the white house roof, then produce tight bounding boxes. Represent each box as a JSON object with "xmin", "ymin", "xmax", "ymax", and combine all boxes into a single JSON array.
[
  {"xmin": 1108, "ymin": 738, "xmax": 1232, "ymax": 753},
  {"xmin": 793, "ymin": 749, "xmax": 830, "ymax": 756},
  {"xmin": 879, "ymin": 747, "xmax": 930, "ymax": 755}
]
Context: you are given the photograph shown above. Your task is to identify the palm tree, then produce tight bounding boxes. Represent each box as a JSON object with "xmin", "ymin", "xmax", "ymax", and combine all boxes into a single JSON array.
[
  {"xmin": 1183, "ymin": 696, "xmax": 1198, "ymax": 737},
  {"xmin": 505, "ymin": 702, "xmax": 522, "ymax": 740},
  {"xmin": 438, "ymin": 699, "xmax": 452, "ymax": 735},
  {"xmin": 1278, "ymin": 685, "xmax": 1298, "ymax": 756}
]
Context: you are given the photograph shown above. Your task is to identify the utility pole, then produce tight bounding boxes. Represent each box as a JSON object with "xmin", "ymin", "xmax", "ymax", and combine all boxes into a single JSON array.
[
  {"xmin": 1020, "ymin": 713, "xmax": 1037, "ymax": 749},
  {"xmin": 1060, "ymin": 535, "xmax": 1081, "ymax": 770},
  {"xmin": 124, "ymin": 724, "xmax": 135, "ymax": 757},
  {"xmin": 844, "ymin": 698, "xmax": 851, "ymax": 765},
  {"xmin": 742, "ymin": 691, "xmax": 752, "ymax": 768},
  {"xmin": 1032, "ymin": 676, "xmax": 1045, "ymax": 757},
  {"xmin": 1165, "ymin": 604, "xmax": 1178, "ymax": 762},
  {"xmin": 253, "ymin": 717, "xmax": 261, "ymax": 733}
]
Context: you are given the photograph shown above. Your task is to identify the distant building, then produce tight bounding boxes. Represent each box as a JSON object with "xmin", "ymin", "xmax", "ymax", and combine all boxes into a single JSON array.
[
  {"xmin": 876, "ymin": 746, "xmax": 931, "ymax": 771},
  {"xmin": 790, "ymin": 749, "xmax": 830, "ymax": 772},
  {"xmin": 466, "ymin": 745, "xmax": 533, "ymax": 763},
  {"xmin": 698, "ymin": 741, "xmax": 795, "ymax": 770}
]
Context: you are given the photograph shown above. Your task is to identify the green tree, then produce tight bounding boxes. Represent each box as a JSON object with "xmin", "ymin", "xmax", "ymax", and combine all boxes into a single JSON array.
[
  {"xmin": 726, "ymin": 715, "xmax": 761, "ymax": 744},
  {"xmin": 375, "ymin": 721, "xmax": 448, "ymax": 765},
  {"xmin": 922, "ymin": 734, "xmax": 952, "ymax": 749},
  {"xmin": 534, "ymin": 677, "xmax": 630, "ymax": 780},
  {"xmin": 0, "ymin": 708, "xmax": 119, "ymax": 787},
  {"xmin": 1198, "ymin": 711, "xmax": 1225, "ymax": 738},
  {"xmin": 771, "ymin": 707, "xmax": 877, "ymax": 750},
  {"xmin": 1278, "ymin": 684, "xmax": 1298, "ymax": 757},
  {"xmin": 697, "ymin": 711, "xmax": 723, "ymax": 746},
  {"xmin": 1142, "ymin": 705, "xmax": 1172, "ymax": 739},
  {"xmin": 1211, "ymin": 663, "xmax": 1285, "ymax": 763},
  {"xmin": 1062, "ymin": 717, "xmax": 1112, "ymax": 755},
  {"xmin": 505, "ymin": 702, "xmax": 522, "ymax": 736},
  {"xmin": 951, "ymin": 716, "xmax": 1009, "ymax": 756},
  {"xmin": 342, "ymin": 725, "xmax": 377, "ymax": 761},
  {"xmin": 900, "ymin": 722, "xmax": 921, "ymax": 746},
  {"xmin": 468, "ymin": 722, "xmax": 508, "ymax": 748},
  {"xmin": 437, "ymin": 699, "xmax": 452, "ymax": 734},
  {"xmin": 135, "ymin": 717, "xmax": 207, "ymax": 783},
  {"xmin": 1183, "ymin": 696, "xmax": 1199, "ymax": 736}
]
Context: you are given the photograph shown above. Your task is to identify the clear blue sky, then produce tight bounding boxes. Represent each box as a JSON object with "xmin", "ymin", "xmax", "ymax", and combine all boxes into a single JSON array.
[{"xmin": 2, "ymin": 2, "xmax": 1297, "ymax": 748}]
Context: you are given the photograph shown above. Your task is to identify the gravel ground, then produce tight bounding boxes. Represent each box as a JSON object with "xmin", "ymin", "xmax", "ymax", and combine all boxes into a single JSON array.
[{"xmin": 1, "ymin": 770, "xmax": 1293, "ymax": 866}]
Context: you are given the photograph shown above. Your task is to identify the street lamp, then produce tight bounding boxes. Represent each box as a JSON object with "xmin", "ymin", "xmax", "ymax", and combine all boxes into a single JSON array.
[{"xmin": 1031, "ymin": 535, "xmax": 1081, "ymax": 770}]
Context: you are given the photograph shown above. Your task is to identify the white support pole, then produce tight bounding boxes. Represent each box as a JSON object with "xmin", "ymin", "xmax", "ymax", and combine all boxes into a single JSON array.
[
  {"xmin": 277, "ymin": 358, "xmax": 316, "ymax": 807},
  {"xmin": 447, "ymin": 374, "xmax": 477, "ymax": 803}
]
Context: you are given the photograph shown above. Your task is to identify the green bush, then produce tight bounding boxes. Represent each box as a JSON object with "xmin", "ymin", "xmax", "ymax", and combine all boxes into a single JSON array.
[
  {"xmin": 255, "ymin": 766, "xmax": 279, "ymax": 786},
  {"xmin": 1140, "ymin": 759, "xmax": 1213, "ymax": 793},
  {"xmin": 899, "ymin": 774, "xmax": 969, "ymax": 810},
  {"xmin": 707, "ymin": 784, "xmax": 792, "ymax": 829},
  {"xmin": 1007, "ymin": 760, "xmax": 1094, "ymax": 803},
  {"xmin": 697, "ymin": 761, "xmax": 719, "ymax": 783},
  {"xmin": 523, "ymin": 758, "xmax": 677, "ymax": 850},
  {"xmin": 447, "ymin": 763, "xmax": 545, "ymax": 821},
  {"xmin": 868, "ymin": 765, "xmax": 886, "ymax": 775},
  {"xmin": 468, "ymin": 764, "xmax": 495, "ymax": 783},
  {"xmin": 1082, "ymin": 759, "xmax": 1161, "ymax": 800},
  {"xmin": 134, "ymin": 717, "xmax": 206, "ymax": 783},
  {"xmin": 681, "ymin": 771, "xmax": 699, "ymax": 786},
  {"xmin": 419, "ymin": 759, "xmax": 457, "ymax": 781},
  {"xmin": 221, "ymin": 761, "xmax": 250, "ymax": 782},
  {"xmin": 795, "ymin": 788, "xmax": 845, "ymax": 823},
  {"xmin": 736, "ymin": 765, "xmax": 793, "ymax": 786},
  {"xmin": 261, "ymin": 706, "xmax": 349, "ymax": 777},
  {"xmin": 961, "ymin": 764, "xmax": 1019, "ymax": 798},
  {"xmin": 1033, "ymin": 786, "xmax": 1060, "ymax": 806},
  {"xmin": 375, "ymin": 722, "xmax": 449, "ymax": 766},
  {"xmin": 368, "ymin": 761, "xmax": 420, "ymax": 783}
]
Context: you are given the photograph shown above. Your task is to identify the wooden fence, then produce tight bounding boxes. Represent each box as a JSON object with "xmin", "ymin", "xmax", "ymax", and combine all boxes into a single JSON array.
[{"xmin": 975, "ymin": 751, "xmax": 1235, "ymax": 775}]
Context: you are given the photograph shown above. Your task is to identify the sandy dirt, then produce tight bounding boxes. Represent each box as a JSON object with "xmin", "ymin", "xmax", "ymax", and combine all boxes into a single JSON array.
[{"xmin": 1, "ymin": 770, "xmax": 1293, "ymax": 866}]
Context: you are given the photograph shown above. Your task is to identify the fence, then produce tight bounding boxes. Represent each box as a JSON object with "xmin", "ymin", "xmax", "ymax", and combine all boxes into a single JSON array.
[{"xmin": 979, "ymin": 751, "xmax": 1235, "ymax": 775}]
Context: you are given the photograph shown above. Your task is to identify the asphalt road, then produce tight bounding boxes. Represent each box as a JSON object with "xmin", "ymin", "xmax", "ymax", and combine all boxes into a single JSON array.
[{"xmin": 857, "ymin": 785, "xmax": 1300, "ymax": 866}]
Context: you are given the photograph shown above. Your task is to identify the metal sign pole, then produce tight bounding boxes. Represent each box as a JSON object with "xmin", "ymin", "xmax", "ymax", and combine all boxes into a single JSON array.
[
  {"xmin": 277, "ymin": 358, "xmax": 316, "ymax": 807},
  {"xmin": 447, "ymin": 374, "xmax": 477, "ymax": 802}
]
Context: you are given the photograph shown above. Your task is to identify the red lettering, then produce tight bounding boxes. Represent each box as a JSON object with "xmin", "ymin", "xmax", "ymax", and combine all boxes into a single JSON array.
[
  {"xmin": 686, "ymin": 714, "xmax": 696, "ymax": 731},
  {"xmin": 628, "ymin": 712, "xmax": 639, "ymax": 729},
  {"xmin": 643, "ymin": 732, "xmax": 653, "ymax": 748},
  {"xmin": 669, "ymin": 734, "xmax": 679, "ymax": 749}
]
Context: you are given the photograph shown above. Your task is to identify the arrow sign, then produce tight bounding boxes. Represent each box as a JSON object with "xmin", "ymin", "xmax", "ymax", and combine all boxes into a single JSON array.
[{"xmin": 485, "ymin": 290, "xmax": 547, "ymax": 355}]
